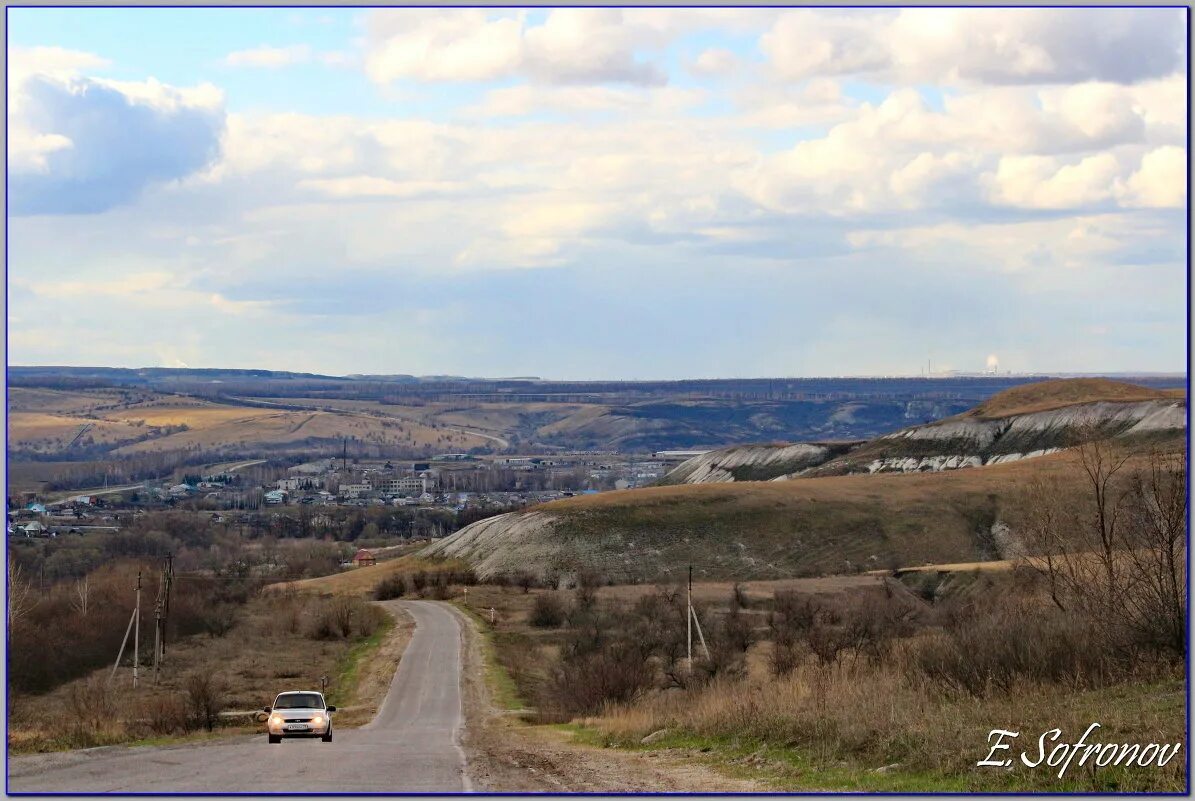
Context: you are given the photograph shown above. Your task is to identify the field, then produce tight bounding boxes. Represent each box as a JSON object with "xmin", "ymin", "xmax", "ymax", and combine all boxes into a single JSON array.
[
  {"xmin": 446, "ymin": 563, "xmax": 1186, "ymax": 793},
  {"xmin": 7, "ymin": 592, "xmax": 413, "ymax": 754},
  {"xmin": 275, "ymin": 553, "xmax": 471, "ymax": 597},
  {"xmin": 7, "ymin": 387, "xmax": 492, "ymax": 458}
]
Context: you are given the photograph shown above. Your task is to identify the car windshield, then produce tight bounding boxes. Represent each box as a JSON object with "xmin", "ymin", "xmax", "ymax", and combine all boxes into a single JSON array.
[{"xmin": 273, "ymin": 693, "xmax": 324, "ymax": 710}]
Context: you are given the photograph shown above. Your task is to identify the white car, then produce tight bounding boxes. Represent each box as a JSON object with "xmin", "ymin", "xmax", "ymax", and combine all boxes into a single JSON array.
[{"xmin": 263, "ymin": 691, "xmax": 336, "ymax": 743}]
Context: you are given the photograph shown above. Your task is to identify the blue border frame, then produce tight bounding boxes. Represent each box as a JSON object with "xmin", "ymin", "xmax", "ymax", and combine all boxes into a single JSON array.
[{"xmin": 0, "ymin": 4, "xmax": 1190, "ymax": 798}]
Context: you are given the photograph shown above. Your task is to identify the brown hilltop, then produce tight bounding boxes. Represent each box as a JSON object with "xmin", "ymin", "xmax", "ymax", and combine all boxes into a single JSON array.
[{"xmin": 964, "ymin": 378, "xmax": 1185, "ymax": 419}]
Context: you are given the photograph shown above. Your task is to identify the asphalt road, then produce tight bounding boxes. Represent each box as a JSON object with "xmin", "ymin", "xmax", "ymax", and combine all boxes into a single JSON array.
[{"xmin": 8, "ymin": 600, "xmax": 473, "ymax": 793}]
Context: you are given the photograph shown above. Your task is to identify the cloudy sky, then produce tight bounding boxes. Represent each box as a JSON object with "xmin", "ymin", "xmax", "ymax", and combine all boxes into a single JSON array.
[{"xmin": 7, "ymin": 7, "xmax": 1187, "ymax": 379}]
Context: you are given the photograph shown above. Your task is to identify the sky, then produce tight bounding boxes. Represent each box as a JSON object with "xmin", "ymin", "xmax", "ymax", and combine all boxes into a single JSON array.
[{"xmin": 6, "ymin": 7, "xmax": 1188, "ymax": 379}]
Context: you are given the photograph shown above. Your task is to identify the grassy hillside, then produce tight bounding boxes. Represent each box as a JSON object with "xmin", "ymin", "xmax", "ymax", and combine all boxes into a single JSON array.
[
  {"xmin": 963, "ymin": 378, "xmax": 1184, "ymax": 418},
  {"xmin": 425, "ymin": 450, "xmax": 1121, "ymax": 582}
]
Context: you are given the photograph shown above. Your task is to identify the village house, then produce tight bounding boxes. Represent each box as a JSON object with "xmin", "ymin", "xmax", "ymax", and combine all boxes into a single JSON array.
[{"xmin": 352, "ymin": 548, "xmax": 377, "ymax": 567}]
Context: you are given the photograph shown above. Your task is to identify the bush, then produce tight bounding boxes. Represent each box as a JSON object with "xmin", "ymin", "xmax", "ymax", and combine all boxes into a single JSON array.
[
  {"xmin": 141, "ymin": 694, "xmax": 190, "ymax": 735},
  {"xmin": 201, "ymin": 604, "xmax": 237, "ymax": 638},
  {"xmin": 303, "ymin": 597, "xmax": 388, "ymax": 640},
  {"xmin": 373, "ymin": 574, "xmax": 407, "ymax": 600},
  {"xmin": 546, "ymin": 641, "xmax": 655, "ymax": 717},
  {"xmin": 529, "ymin": 593, "xmax": 568, "ymax": 628},
  {"xmin": 913, "ymin": 599, "xmax": 1120, "ymax": 696},
  {"xmin": 67, "ymin": 676, "xmax": 118, "ymax": 734},
  {"xmin": 184, "ymin": 672, "xmax": 225, "ymax": 732}
]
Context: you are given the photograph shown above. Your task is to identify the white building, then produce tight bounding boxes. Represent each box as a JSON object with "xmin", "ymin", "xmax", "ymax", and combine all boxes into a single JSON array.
[{"xmin": 378, "ymin": 476, "xmax": 429, "ymax": 496}]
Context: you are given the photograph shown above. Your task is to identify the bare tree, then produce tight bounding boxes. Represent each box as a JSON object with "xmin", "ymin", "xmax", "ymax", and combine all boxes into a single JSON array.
[
  {"xmin": 1118, "ymin": 450, "xmax": 1187, "ymax": 655},
  {"xmin": 72, "ymin": 575, "xmax": 91, "ymax": 618},
  {"xmin": 1075, "ymin": 433, "xmax": 1131, "ymax": 584},
  {"xmin": 7, "ymin": 559, "xmax": 35, "ymax": 636},
  {"xmin": 1019, "ymin": 475, "xmax": 1070, "ymax": 611},
  {"xmin": 1017, "ymin": 440, "xmax": 1186, "ymax": 658}
]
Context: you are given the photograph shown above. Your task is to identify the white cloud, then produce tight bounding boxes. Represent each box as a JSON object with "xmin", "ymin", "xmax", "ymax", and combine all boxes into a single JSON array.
[
  {"xmin": 225, "ymin": 44, "xmax": 312, "ymax": 68},
  {"xmin": 763, "ymin": 8, "xmax": 1185, "ymax": 85},
  {"xmin": 762, "ymin": 11, "xmax": 891, "ymax": 82},
  {"xmin": 466, "ymin": 84, "xmax": 702, "ymax": 118},
  {"xmin": 690, "ymin": 48, "xmax": 739, "ymax": 77},
  {"xmin": 1119, "ymin": 146, "xmax": 1186, "ymax": 209},
  {"xmin": 298, "ymin": 176, "xmax": 463, "ymax": 199},
  {"xmin": 363, "ymin": 8, "xmax": 668, "ymax": 85},
  {"xmin": 987, "ymin": 153, "xmax": 1123, "ymax": 209},
  {"xmin": 8, "ymin": 49, "xmax": 225, "ymax": 215},
  {"xmin": 365, "ymin": 10, "xmax": 524, "ymax": 83}
]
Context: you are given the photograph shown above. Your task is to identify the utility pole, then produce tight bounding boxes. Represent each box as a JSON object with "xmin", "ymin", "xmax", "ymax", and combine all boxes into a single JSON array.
[
  {"xmin": 133, "ymin": 570, "xmax": 141, "ymax": 688},
  {"xmin": 152, "ymin": 554, "xmax": 173, "ymax": 683},
  {"xmin": 153, "ymin": 571, "xmax": 163, "ymax": 683}
]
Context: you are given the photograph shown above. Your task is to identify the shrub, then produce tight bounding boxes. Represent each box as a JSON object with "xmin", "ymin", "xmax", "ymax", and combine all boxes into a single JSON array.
[
  {"xmin": 449, "ymin": 569, "xmax": 478, "ymax": 587},
  {"xmin": 722, "ymin": 604, "xmax": 754, "ymax": 653},
  {"xmin": 184, "ymin": 672, "xmax": 225, "ymax": 732},
  {"xmin": 201, "ymin": 604, "xmax": 237, "ymax": 638},
  {"xmin": 546, "ymin": 641, "xmax": 655, "ymax": 717},
  {"xmin": 373, "ymin": 574, "xmax": 407, "ymax": 600},
  {"xmin": 303, "ymin": 597, "xmax": 386, "ymax": 640},
  {"xmin": 769, "ymin": 637, "xmax": 802, "ymax": 677},
  {"xmin": 530, "ymin": 593, "xmax": 568, "ymax": 628},
  {"xmin": 67, "ymin": 676, "xmax": 118, "ymax": 734},
  {"xmin": 913, "ymin": 599, "xmax": 1120, "ymax": 696},
  {"xmin": 141, "ymin": 694, "xmax": 190, "ymax": 735}
]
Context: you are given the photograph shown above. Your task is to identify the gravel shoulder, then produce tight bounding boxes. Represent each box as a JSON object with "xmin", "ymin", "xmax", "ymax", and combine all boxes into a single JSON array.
[{"xmin": 448, "ymin": 604, "xmax": 765, "ymax": 792}]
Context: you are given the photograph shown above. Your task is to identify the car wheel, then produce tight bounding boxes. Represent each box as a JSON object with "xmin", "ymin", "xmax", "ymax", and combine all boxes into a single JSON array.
[
  {"xmin": 322, "ymin": 728, "xmax": 332, "ymax": 743},
  {"xmin": 268, "ymin": 734, "xmax": 281, "ymax": 744}
]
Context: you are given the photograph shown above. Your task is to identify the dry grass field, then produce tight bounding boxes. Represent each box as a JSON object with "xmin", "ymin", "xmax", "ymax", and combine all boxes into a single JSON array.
[
  {"xmin": 7, "ymin": 592, "xmax": 413, "ymax": 754},
  {"xmin": 962, "ymin": 378, "xmax": 1184, "ymax": 419},
  {"xmin": 455, "ymin": 562, "xmax": 1185, "ymax": 792},
  {"xmin": 7, "ymin": 387, "xmax": 493, "ymax": 457},
  {"xmin": 248, "ymin": 396, "xmax": 607, "ymax": 448},
  {"xmin": 275, "ymin": 554, "xmax": 472, "ymax": 597}
]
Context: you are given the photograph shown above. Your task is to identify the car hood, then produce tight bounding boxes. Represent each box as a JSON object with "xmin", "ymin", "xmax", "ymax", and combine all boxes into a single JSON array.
[{"xmin": 273, "ymin": 707, "xmax": 327, "ymax": 715}]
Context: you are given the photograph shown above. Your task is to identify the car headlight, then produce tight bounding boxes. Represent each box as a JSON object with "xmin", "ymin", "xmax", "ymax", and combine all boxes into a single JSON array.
[
  {"xmin": 269, "ymin": 715, "xmax": 283, "ymax": 727},
  {"xmin": 311, "ymin": 715, "xmax": 325, "ymax": 726}
]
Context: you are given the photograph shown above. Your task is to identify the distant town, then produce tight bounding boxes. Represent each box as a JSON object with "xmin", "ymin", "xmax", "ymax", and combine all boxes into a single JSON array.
[{"xmin": 6, "ymin": 449, "xmax": 703, "ymax": 542}]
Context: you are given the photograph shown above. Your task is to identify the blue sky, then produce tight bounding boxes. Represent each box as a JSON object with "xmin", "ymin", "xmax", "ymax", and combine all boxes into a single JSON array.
[{"xmin": 6, "ymin": 7, "xmax": 1188, "ymax": 378}]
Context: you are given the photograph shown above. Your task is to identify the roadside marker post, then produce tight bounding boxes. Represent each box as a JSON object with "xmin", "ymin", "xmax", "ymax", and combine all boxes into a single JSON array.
[{"xmin": 489, "ymin": 607, "xmax": 496, "ymax": 624}]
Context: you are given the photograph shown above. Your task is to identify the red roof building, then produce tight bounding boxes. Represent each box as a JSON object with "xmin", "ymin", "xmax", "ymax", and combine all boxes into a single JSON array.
[{"xmin": 352, "ymin": 548, "xmax": 376, "ymax": 567}]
